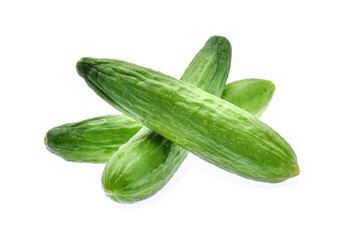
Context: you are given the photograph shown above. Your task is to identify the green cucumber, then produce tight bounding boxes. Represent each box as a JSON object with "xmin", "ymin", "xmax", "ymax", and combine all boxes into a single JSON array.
[
  {"xmin": 102, "ymin": 80, "xmax": 275, "ymax": 203},
  {"xmin": 45, "ymin": 114, "xmax": 142, "ymax": 163},
  {"xmin": 221, "ymin": 78, "xmax": 275, "ymax": 118},
  {"xmin": 76, "ymin": 57, "xmax": 299, "ymax": 184},
  {"xmin": 102, "ymin": 36, "xmax": 231, "ymax": 203},
  {"xmin": 45, "ymin": 79, "xmax": 275, "ymax": 164},
  {"xmin": 103, "ymin": 127, "xmax": 188, "ymax": 203}
]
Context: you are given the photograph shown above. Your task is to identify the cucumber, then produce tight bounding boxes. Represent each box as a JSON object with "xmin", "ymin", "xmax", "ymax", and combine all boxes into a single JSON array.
[
  {"xmin": 102, "ymin": 80, "xmax": 275, "ymax": 203},
  {"xmin": 102, "ymin": 36, "xmax": 231, "ymax": 203},
  {"xmin": 45, "ymin": 114, "xmax": 142, "ymax": 163},
  {"xmin": 103, "ymin": 127, "xmax": 188, "ymax": 203},
  {"xmin": 76, "ymin": 57, "xmax": 299, "ymax": 184},
  {"xmin": 45, "ymin": 79, "xmax": 275, "ymax": 164},
  {"xmin": 221, "ymin": 78, "xmax": 275, "ymax": 118}
]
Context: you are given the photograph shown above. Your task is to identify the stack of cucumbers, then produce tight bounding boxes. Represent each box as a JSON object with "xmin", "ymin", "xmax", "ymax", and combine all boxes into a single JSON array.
[{"xmin": 45, "ymin": 36, "xmax": 299, "ymax": 203}]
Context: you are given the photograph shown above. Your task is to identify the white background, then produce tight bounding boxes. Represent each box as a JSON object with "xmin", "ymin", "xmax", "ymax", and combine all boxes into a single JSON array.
[{"xmin": 1, "ymin": 0, "xmax": 347, "ymax": 239}]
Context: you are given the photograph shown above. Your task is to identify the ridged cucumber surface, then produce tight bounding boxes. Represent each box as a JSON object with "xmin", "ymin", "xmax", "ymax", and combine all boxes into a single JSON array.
[
  {"xmin": 77, "ymin": 55, "xmax": 299, "ymax": 183},
  {"xmin": 102, "ymin": 80, "xmax": 276, "ymax": 203},
  {"xmin": 45, "ymin": 114, "xmax": 142, "ymax": 163},
  {"xmin": 102, "ymin": 36, "xmax": 231, "ymax": 202},
  {"xmin": 45, "ymin": 79, "xmax": 275, "ymax": 165}
]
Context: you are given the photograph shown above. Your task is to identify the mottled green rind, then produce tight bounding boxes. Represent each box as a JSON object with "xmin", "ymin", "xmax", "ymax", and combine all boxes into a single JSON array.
[
  {"xmin": 45, "ymin": 79, "xmax": 274, "ymax": 164},
  {"xmin": 77, "ymin": 56, "xmax": 299, "ymax": 184},
  {"xmin": 45, "ymin": 115, "xmax": 142, "ymax": 163},
  {"xmin": 103, "ymin": 36, "xmax": 232, "ymax": 203},
  {"xmin": 221, "ymin": 78, "xmax": 275, "ymax": 118}
]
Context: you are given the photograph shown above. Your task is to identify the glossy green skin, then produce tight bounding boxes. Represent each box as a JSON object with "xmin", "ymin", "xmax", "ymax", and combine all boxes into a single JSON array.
[
  {"xmin": 77, "ymin": 55, "xmax": 299, "ymax": 184},
  {"xmin": 103, "ymin": 36, "xmax": 231, "ymax": 203},
  {"xmin": 45, "ymin": 115, "xmax": 142, "ymax": 163},
  {"xmin": 45, "ymin": 79, "xmax": 274, "ymax": 164}
]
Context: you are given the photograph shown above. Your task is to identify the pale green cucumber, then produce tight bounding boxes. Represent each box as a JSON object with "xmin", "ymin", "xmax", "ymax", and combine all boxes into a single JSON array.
[{"xmin": 77, "ymin": 57, "xmax": 299, "ymax": 184}]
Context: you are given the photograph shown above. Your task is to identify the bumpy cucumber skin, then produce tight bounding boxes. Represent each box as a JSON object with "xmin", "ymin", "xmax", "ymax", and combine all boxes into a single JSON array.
[
  {"xmin": 44, "ymin": 79, "xmax": 274, "ymax": 164},
  {"xmin": 104, "ymin": 127, "xmax": 188, "ymax": 203},
  {"xmin": 102, "ymin": 36, "xmax": 231, "ymax": 203},
  {"xmin": 77, "ymin": 55, "xmax": 299, "ymax": 183},
  {"xmin": 221, "ymin": 78, "xmax": 275, "ymax": 118},
  {"xmin": 180, "ymin": 36, "xmax": 231, "ymax": 96},
  {"xmin": 45, "ymin": 115, "xmax": 142, "ymax": 163}
]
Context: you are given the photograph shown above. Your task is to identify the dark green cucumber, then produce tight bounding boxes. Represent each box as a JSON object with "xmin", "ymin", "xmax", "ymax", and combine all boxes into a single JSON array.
[
  {"xmin": 102, "ymin": 36, "xmax": 231, "ymax": 203},
  {"xmin": 45, "ymin": 114, "xmax": 142, "ymax": 163},
  {"xmin": 45, "ymin": 79, "xmax": 274, "ymax": 165},
  {"xmin": 77, "ymin": 57, "xmax": 299, "ymax": 183}
]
